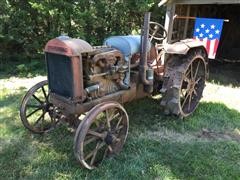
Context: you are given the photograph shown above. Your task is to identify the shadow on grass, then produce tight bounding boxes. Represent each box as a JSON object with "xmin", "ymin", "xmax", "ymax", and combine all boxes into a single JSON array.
[
  {"xmin": 126, "ymin": 97, "xmax": 240, "ymax": 133},
  {"xmin": 0, "ymin": 59, "xmax": 46, "ymax": 79},
  {"xmin": 208, "ymin": 61, "xmax": 240, "ymax": 87},
  {"xmin": 1, "ymin": 97, "xmax": 239, "ymax": 179},
  {"xmin": 0, "ymin": 89, "xmax": 26, "ymax": 108}
]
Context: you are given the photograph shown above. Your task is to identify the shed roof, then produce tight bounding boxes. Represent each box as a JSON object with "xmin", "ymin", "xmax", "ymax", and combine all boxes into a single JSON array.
[{"xmin": 159, "ymin": 0, "xmax": 240, "ymax": 5}]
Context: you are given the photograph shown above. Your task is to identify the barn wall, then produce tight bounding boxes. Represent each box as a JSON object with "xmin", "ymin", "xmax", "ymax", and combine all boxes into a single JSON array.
[{"xmin": 171, "ymin": 4, "xmax": 240, "ymax": 60}]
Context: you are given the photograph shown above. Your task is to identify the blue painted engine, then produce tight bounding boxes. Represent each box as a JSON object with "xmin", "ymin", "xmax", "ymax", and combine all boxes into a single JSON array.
[
  {"xmin": 104, "ymin": 35, "xmax": 142, "ymax": 61},
  {"xmin": 104, "ymin": 35, "xmax": 151, "ymax": 88}
]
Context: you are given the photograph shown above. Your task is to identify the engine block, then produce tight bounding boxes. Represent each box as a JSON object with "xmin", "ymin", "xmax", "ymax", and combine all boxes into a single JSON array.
[{"xmin": 82, "ymin": 48, "xmax": 128, "ymax": 101}]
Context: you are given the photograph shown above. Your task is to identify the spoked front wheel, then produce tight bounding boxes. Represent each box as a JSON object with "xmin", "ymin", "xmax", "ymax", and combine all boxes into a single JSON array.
[
  {"xmin": 20, "ymin": 80, "xmax": 60, "ymax": 134},
  {"xmin": 74, "ymin": 101, "xmax": 129, "ymax": 170}
]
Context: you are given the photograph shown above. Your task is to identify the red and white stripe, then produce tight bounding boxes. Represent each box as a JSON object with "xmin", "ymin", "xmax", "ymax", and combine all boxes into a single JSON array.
[{"xmin": 195, "ymin": 38, "xmax": 219, "ymax": 59}]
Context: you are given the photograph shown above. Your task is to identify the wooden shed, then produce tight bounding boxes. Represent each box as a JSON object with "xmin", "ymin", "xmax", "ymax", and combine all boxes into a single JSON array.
[{"xmin": 160, "ymin": 0, "xmax": 240, "ymax": 61}]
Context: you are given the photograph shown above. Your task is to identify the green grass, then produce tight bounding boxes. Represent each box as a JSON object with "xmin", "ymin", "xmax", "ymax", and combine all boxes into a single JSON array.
[{"xmin": 0, "ymin": 62, "xmax": 240, "ymax": 179}]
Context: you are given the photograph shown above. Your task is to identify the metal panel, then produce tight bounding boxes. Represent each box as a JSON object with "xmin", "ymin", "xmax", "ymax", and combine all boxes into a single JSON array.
[
  {"xmin": 71, "ymin": 56, "xmax": 85, "ymax": 101},
  {"xmin": 46, "ymin": 53, "xmax": 85, "ymax": 102},
  {"xmin": 167, "ymin": 0, "xmax": 240, "ymax": 4},
  {"xmin": 44, "ymin": 38, "xmax": 94, "ymax": 57},
  {"xmin": 46, "ymin": 53, "xmax": 74, "ymax": 98}
]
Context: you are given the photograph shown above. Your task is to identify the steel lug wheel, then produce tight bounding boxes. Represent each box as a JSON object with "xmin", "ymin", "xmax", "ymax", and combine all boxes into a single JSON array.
[{"xmin": 161, "ymin": 48, "xmax": 208, "ymax": 118}]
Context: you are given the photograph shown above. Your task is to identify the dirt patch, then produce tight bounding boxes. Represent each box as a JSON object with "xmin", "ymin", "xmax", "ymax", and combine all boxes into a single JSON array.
[
  {"xmin": 144, "ymin": 128, "xmax": 240, "ymax": 143},
  {"xmin": 197, "ymin": 128, "xmax": 240, "ymax": 142}
]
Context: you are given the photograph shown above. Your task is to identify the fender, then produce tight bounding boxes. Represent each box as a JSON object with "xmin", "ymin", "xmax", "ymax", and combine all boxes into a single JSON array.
[{"xmin": 163, "ymin": 39, "xmax": 207, "ymax": 55}]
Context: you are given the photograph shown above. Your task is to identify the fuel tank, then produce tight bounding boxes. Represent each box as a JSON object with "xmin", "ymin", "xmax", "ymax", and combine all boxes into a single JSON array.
[{"xmin": 104, "ymin": 35, "xmax": 150, "ymax": 61}]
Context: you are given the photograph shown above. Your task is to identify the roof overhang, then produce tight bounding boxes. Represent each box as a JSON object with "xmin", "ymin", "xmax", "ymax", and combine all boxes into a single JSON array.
[{"xmin": 159, "ymin": 0, "xmax": 240, "ymax": 6}]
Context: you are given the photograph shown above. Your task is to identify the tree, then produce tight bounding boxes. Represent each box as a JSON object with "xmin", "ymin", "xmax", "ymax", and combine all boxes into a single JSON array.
[{"xmin": 0, "ymin": 0, "xmax": 164, "ymax": 59}]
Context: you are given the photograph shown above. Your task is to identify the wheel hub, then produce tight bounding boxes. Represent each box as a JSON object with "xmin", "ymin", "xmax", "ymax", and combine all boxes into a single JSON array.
[
  {"xmin": 44, "ymin": 103, "xmax": 53, "ymax": 112},
  {"xmin": 104, "ymin": 132, "xmax": 114, "ymax": 145},
  {"xmin": 188, "ymin": 80, "xmax": 196, "ymax": 92}
]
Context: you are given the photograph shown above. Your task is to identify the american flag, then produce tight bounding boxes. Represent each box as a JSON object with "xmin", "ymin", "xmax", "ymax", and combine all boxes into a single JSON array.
[{"xmin": 193, "ymin": 18, "xmax": 224, "ymax": 59}]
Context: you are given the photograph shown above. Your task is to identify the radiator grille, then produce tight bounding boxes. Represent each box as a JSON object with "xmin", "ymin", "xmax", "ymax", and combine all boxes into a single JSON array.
[{"xmin": 46, "ymin": 53, "xmax": 74, "ymax": 98}]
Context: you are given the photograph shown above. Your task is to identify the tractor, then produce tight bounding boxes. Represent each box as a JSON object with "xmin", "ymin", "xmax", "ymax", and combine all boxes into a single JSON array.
[{"xmin": 20, "ymin": 12, "xmax": 208, "ymax": 170}]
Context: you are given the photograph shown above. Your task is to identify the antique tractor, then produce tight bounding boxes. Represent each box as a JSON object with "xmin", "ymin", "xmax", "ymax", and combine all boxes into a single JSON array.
[{"xmin": 20, "ymin": 13, "xmax": 208, "ymax": 169}]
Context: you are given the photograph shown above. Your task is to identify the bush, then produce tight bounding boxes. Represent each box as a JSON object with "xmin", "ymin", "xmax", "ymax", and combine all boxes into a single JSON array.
[{"xmin": 0, "ymin": 0, "xmax": 165, "ymax": 61}]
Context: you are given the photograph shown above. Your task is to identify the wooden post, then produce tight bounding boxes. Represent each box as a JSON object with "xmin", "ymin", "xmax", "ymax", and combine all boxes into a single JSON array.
[
  {"xmin": 163, "ymin": 3, "xmax": 176, "ymax": 43},
  {"xmin": 183, "ymin": 5, "xmax": 191, "ymax": 39}
]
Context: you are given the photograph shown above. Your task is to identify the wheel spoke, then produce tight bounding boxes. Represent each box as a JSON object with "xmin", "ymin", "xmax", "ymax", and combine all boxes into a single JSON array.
[
  {"xmin": 27, "ymin": 107, "xmax": 42, "ymax": 118},
  {"xmin": 108, "ymin": 145, "xmax": 113, "ymax": 152},
  {"xmin": 105, "ymin": 110, "xmax": 111, "ymax": 131},
  {"xmin": 27, "ymin": 104, "xmax": 42, "ymax": 108},
  {"xmin": 88, "ymin": 130, "xmax": 105, "ymax": 138},
  {"xmin": 188, "ymin": 92, "xmax": 193, "ymax": 111},
  {"xmin": 40, "ymin": 113, "xmax": 46, "ymax": 131},
  {"xmin": 185, "ymin": 69, "xmax": 191, "ymax": 79},
  {"xmin": 183, "ymin": 74, "xmax": 190, "ymax": 83},
  {"xmin": 103, "ymin": 145, "xmax": 111, "ymax": 159},
  {"xmin": 195, "ymin": 77, "xmax": 201, "ymax": 84},
  {"xmin": 85, "ymin": 141, "xmax": 105, "ymax": 161},
  {"xmin": 42, "ymin": 86, "xmax": 48, "ymax": 102},
  {"xmin": 109, "ymin": 112, "xmax": 120, "ymax": 122},
  {"xmin": 181, "ymin": 88, "xmax": 188, "ymax": 97},
  {"xmin": 190, "ymin": 63, "xmax": 194, "ymax": 80},
  {"xmin": 116, "ymin": 125, "xmax": 124, "ymax": 132},
  {"xmin": 182, "ymin": 92, "xmax": 191, "ymax": 107},
  {"xmin": 181, "ymin": 90, "xmax": 185, "ymax": 97},
  {"xmin": 90, "ymin": 142, "xmax": 100, "ymax": 165},
  {"xmin": 115, "ymin": 117, "xmax": 123, "ymax": 130},
  {"xmin": 112, "ymin": 134, "xmax": 121, "ymax": 143},
  {"xmin": 49, "ymin": 115, "xmax": 56, "ymax": 125},
  {"xmin": 193, "ymin": 89, "xmax": 198, "ymax": 96},
  {"xmin": 84, "ymin": 136, "xmax": 98, "ymax": 146},
  {"xmin": 48, "ymin": 109, "xmax": 55, "ymax": 123},
  {"xmin": 32, "ymin": 94, "xmax": 43, "ymax": 104},
  {"xmin": 33, "ymin": 112, "xmax": 45, "ymax": 126},
  {"xmin": 194, "ymin": 61, "xmax": 200, "ymax": 80}
]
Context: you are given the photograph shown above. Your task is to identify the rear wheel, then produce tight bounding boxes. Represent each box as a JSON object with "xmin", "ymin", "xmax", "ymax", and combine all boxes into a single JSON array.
[{"xmin": 160, "ymin": 48, "xmax": 208, "ymax": 118}]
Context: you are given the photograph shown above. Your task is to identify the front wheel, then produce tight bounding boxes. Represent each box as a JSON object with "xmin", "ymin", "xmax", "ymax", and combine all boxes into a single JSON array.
[
  {"xmin": 74, "ymin": 101, "xmax": 129, "ymax": 170},
  {"xmin": 20, "ymin": 80, "xmax": 59, "ymax": 134}
]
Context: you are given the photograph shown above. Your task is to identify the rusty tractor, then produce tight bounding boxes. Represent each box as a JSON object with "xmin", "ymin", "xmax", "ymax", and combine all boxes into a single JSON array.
[{"xmin": 20, "ymin": 12, "xmax": 208, "ymax": 169}]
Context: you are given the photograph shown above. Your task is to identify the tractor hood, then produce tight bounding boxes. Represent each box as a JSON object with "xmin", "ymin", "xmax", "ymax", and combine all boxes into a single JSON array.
[{"xmin": 44, "ymin": 36, "xmax": 94, "ymax": 57}]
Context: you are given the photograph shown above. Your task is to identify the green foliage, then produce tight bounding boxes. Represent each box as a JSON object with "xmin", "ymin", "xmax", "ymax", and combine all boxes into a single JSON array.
[{"xmin": 0, "ymin": 0, "xmax": 164, "ymax": 61}]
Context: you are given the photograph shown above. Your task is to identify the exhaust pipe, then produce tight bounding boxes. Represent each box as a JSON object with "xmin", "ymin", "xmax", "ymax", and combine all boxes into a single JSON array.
[{"xmin": 140, "ymin": 12, "xmax": 154, "ymax": 89}]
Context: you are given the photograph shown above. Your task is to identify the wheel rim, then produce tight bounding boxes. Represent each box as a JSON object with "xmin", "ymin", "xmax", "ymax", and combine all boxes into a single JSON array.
[
  {"xmin": 180, "ymin": 57, "xmax": 206, "ymax": 116},
  {"xmin": 20, "ymin": 81, "xmax": 59, "ymax": 133},
  {"xmin": 74, "ymin": 102, "xmax": 129, "ymax": 170}
]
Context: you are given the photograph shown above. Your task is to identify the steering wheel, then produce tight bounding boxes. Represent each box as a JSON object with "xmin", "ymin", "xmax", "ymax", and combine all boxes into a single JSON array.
[{"xmin": 149, "ymin": 21, "xmax": 168, "ymax": 42}]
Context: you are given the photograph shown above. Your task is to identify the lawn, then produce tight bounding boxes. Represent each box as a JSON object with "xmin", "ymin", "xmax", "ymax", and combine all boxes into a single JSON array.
[{"xmin": 0, "ymin": 61, "xmax": 240, "ymax": 179}]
